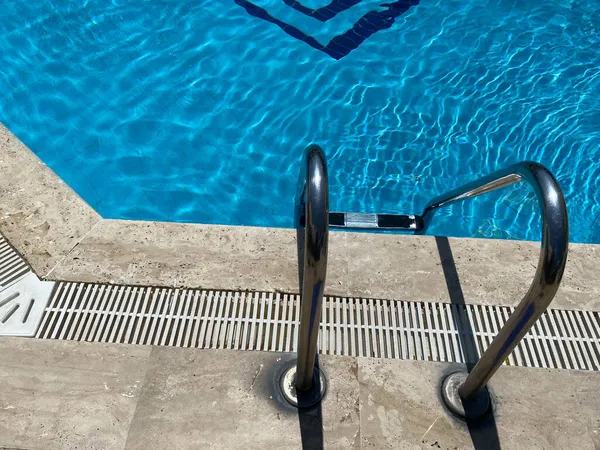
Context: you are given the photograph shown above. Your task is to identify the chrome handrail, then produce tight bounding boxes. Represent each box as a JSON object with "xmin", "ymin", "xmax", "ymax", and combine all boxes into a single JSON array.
[
  {"xmin": 421, "ymin": 162, "xmax": 569, "ymax": 400},
  {"xmin": 294, "ymin": 144, "xmax": 329, "ymax": 392}
]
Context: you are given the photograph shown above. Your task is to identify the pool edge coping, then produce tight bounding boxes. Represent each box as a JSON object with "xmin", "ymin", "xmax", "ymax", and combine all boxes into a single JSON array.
[{"xmin": 1, "ymin": 123, "xmax": 599, "ymax": 311}]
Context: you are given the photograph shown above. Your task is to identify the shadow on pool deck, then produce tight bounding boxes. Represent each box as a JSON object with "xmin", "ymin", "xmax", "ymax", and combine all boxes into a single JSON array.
[
  {"xmin": 436, "ymin": 236, "xmax": 502, "ymax": 450},
  {"xmin": 296, "ymin": 356, "xmax": 325, "ymax": 449}
]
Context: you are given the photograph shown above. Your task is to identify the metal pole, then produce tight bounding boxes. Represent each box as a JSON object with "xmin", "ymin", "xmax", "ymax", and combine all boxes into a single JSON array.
[
  {"xmin": 295, "ymin": 145, "xmax": 329, "ymax": 392},
  {"xmin": 458, "ymin": 166, "xmax": 567, "ymax": 397},
  {"xmin": 421, "ymin": 162, "xmax": 568, "ymax": 404}
]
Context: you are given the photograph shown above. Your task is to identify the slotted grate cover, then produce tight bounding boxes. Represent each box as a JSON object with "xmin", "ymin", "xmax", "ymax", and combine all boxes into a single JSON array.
[
  {"xmin": 0, "ymin": 273, "xmax": 55, "ymax": 336},
  {"xmin": 0, "ymin": 235, "xmax": 30, "ymax": 290},
  {"xmin": 36, "ymin": 282, "xmax": 600, "ymax": 371}
]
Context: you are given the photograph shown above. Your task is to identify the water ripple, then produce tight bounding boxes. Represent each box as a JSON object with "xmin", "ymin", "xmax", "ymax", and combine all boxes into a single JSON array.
[{"xmin": 0, "ymin": 0, "xmax": 598, "ymax": 242}]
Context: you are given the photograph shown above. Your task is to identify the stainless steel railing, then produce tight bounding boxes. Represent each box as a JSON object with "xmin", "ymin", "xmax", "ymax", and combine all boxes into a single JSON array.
[
  {"xmin": 420, "ymin": 162, "xmax": 569, "ymax": 415},
  {"xmin": 294, "ymin": 144, "xmax": 329, "ymax": 392},
  {"xmin": 286, "ymin": 151, "xmax": 568, "ymax": 415}
]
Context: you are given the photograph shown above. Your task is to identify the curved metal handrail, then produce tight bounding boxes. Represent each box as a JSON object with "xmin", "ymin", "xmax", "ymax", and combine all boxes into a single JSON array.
[
  {"xmin": 420, "ymin": 161, "xmax": 569, "ymax": 399},
  {"xmin": 294, "ymin": 144, "xmax": 329, "ymax": 391}
]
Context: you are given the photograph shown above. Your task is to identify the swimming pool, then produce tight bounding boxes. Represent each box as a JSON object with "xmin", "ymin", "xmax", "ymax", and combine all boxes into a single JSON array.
[{"xmin": 1, "ymin": 0, "xmax": 599, "ymax": 242}]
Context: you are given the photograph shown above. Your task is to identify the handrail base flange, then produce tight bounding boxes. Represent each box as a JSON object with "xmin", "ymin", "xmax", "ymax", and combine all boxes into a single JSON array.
[
  {"xmin": 280, "ymin": 365, "xmax": 327, "ymax": 408},
  {"xmin": 441, "ymin": 371, "xmax": 491, "ymax": 420}
]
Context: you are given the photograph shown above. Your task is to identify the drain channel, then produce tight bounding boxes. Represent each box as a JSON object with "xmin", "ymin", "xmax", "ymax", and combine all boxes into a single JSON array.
[
  {"xmin": 36, "ymin": 282, "xmax": 600, "ymax": 371},
  {"xmin": 0, "ymin": 236, "xmax": 30, "ymax": 290}
]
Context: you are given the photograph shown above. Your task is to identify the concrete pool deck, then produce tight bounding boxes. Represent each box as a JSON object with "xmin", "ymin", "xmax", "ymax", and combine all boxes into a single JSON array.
[{"xmin": 1, "ymin": 123, "xmax": 599, "ymax": 312}]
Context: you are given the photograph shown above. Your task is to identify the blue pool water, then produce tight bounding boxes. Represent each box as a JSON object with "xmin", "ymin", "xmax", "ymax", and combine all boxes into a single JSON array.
[{"xmin": 1, "ymin": 0, "xmax": 599, "ymax": 242}]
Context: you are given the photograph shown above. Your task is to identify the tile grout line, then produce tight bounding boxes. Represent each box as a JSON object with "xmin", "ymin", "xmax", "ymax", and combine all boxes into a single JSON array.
[
  {"xmin": 356, "ymin": 357, "xmax": 363, "ymax": 450},
  {"xmin": 121, "ymin": 345, "xmax": 155, "ymax": 450},
  {"xmin": 44, "ymin": 219, "xmax": 103, "ymax": 280}
]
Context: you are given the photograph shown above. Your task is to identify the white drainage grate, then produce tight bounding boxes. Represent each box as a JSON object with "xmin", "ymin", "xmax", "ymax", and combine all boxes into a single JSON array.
[
  {"xmin": 0, "ymin": 273, "xmax": 55, "ymax": 336},
  {"xmin": 0, "ymin": 235, "xmax": 31, "ymax": 291},
  {"xmin": 36, "ymin": 283, "xmax": 600, "ymax": 371}
]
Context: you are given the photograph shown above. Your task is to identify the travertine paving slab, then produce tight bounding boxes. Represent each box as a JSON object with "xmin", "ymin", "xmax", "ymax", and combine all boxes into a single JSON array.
[
  {"xmin": 0, "ymin": 337, "xmax": 598, "ymax": 449},
  {"xmin": 125, "ymin": 348, "xmax": 360, "ymax": 449},
  {"xmin": 0, "ymin": 337, "xmax": 151, "ymax": 450},
  {"xmin": 49, "ymin": 219, "xmax": 351, "ymax": 295},
  {"xmin": 49, "ymin": 219, "xmax": 600, "ymax": 311},
  {"xmin": 357, "ymin": 358, "xmax": 600, "ymax": 449}
]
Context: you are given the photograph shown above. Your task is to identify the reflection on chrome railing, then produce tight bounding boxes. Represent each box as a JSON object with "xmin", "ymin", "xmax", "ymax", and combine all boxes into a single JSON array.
[
  {"xmin": 284, "ymin": 152, "xmax": 568, "ymax": 417},
  {"xmin": 280, "ymin": 145, "xmax": 329, "ymax": 408},
  {"xmin": 428, "ymin": 162, "xmax": 569, "ymax": 419},
  {"xmin": 295, "ymin": 144, "xmax": 329, "ymax": 391}
]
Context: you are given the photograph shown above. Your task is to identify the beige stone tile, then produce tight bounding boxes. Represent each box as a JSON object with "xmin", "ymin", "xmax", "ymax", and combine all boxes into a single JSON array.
[
  {"xmin": 50, "ymin": 219, "xmax": 350, "ymax": 295},
  {"xmin": 0, "ymin": 124, "xmax": 101, "ymax": 276},
  {"xmin": 490, "ymin": 367, "xmax": 600, "ymax": 449},
  {"xmin": 346, "ymin": 232, "xmax": 450, "ymax": 303},
  {"xmin": 588, "ymin": 420, "xmax": 600, "ymax": 450},
  {"xmin": 357, "ymin": 358, "xmax": 473, "ymax": 449},
  {"xmin": 0, "ymin": 337, "xmax": 151, "ymax": 450},
  {"xmin": 0, "ymin": 335, "xmax": 597, "ymax": 450},
  {"xmin": 346, "ymin": 232, "xmax": 600, "ymax": 310},
  {"xmin": 345, "ymin": 232, "xmax": 541, "ymax": 306},
  {"xmin": 357, "ymin": 358, "xmax": 599, "ymax": 449},
  {"xmin": 574, "ymin": 370, "xmax": 600, "ymax": 449},
  {"xmin": 125, "ymin": 348, "xmax": 360, "ymax": 449},
  {"xmin": 49, "ymin": 220, "xmax": 600, "ymax": 310},
  {"xmin": 560, "ymin": 243, "xmax": 600, "ymax": 311}
]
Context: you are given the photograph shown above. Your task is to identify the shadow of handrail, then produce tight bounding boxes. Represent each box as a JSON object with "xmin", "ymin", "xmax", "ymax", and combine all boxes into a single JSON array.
[
  {"xmin": 297, "ymin": 355, "xmax": 325, "ymax": 450},
  {"xmin": 436, "ymin": 236, "xmax": 501, "ymax": 450}
]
